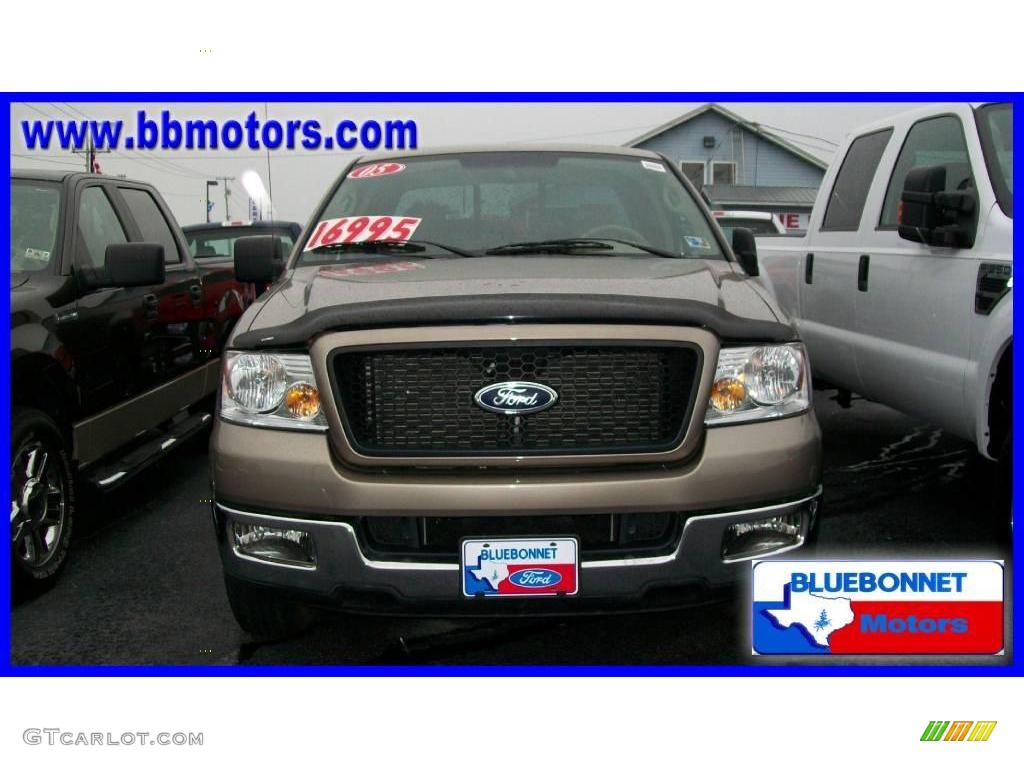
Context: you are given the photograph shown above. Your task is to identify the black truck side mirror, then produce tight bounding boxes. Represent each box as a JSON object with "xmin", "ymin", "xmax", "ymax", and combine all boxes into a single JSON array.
[
  {"xmin": 898, "ymin": 165, "xmax": 976, "ymax": 248},
  {"xmin": 731, "ymin": 227, "xmax": 759, "ymax": 277},
  {"xmin": 105, "ymin": 243, "xmax": 165, "ymax": 287},
  {"xmin": 79, "ymin": 242, "xmax": 165, "ymax": 290},
  {"xmin": 234, "ymin": 235, "xmax": 285, "ymax": 284}
]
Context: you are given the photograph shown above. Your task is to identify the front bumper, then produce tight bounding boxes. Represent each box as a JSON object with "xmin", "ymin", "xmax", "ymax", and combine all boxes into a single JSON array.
[
  {"xmin": 212, "ymin": 407, "xmax": 822, "ymax": 613},
  {"xmin": 214, "ymin": 490, "xmax": 821, "ymax": 614}
]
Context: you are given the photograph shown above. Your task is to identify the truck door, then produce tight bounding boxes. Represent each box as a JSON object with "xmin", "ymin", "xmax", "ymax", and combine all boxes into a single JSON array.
[
  {"xmin": 113, "ymin": 185, "xmax": 205, "ymax": 380},
  {"xmin": 798, "ymin": 128, "xmax": 893, "ymax": 392},
  {"xmin": 61, "ymin": 182, "xmax": 150, "ymax": 414},
  {"xmin": 853, "ymin": 112, "xmax": 983, "ymax": 440}
]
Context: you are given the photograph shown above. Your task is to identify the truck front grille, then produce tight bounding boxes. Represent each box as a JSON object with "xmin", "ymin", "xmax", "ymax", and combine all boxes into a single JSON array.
[{"xmin": 331, "ymin": 343, "xmax": 701, "ymax": 456}]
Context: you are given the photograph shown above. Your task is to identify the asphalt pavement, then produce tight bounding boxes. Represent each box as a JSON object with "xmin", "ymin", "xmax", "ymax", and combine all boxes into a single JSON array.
[{"xmin": 10, "ymin": 394, "xmax": 1013, "ymax": 667}]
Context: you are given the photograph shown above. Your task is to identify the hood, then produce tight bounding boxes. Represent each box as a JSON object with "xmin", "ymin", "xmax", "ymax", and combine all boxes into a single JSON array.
[{"xmin": 232, "ymin": 255, "xmax": 791, "ymax": 349}]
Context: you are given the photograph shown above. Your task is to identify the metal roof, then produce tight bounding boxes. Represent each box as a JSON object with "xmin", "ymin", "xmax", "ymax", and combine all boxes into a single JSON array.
[
  {"xmin": 625, "ymin": 103, "xmax": 829, "ymax": 171},
  {"xmin": 705, "ymin": 184, "xmax": 818, "ymax": 207}
]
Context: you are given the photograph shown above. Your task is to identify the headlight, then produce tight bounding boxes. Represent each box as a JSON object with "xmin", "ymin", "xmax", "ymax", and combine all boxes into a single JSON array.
[
  {"xmin": 221, "ymin": 352, "xmax": 328, "ymax": 431},
  {"xmin": 704, "ymin": 343, "xmax": 811, "ymax": 426}
]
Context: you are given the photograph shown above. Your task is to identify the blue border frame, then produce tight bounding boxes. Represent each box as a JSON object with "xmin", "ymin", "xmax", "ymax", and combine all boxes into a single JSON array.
[{"xmin": 2, "ymin": 91, "xmax": 1019, "ymax": 676}]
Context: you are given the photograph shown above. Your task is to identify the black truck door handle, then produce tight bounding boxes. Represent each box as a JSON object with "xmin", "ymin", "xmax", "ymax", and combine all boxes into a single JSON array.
[
  {"xmin": 805, "ymin": 253, "xmax": 814, "ymax": 284},
  {"xmin": 858, "ymin": 255, "xmax": 870, "ymax": 292},
  {"xmin": 143, "ymin": 293, "xmax": 159, "ymax": 318},
  {"xmin": 189, "ymin": 283, "xmax": 203, "ymax": 306}
]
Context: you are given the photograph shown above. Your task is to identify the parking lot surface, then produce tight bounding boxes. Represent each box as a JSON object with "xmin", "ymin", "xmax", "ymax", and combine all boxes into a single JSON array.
[{"xmin": 11, "ymin": 395, "xmax": 1011, "ymax": 667}]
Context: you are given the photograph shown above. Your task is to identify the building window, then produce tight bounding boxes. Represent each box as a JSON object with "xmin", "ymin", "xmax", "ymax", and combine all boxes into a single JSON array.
[
  {"xmin": 711, "ymin": 161, "xmax": 736, "ymax": 185},
  {"xmin": 680, "ymin": 161, "xmax": 705, "ymax": 188}
]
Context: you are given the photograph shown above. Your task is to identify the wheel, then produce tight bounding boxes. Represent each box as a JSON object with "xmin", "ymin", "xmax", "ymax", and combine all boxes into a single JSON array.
[
  {"xmin": 224, "ymin": 575, "xmax": 317, "ymax": 641},
  {"xmin": 10, "ymin": 408, "xmax": 75, "ymax": 594}
]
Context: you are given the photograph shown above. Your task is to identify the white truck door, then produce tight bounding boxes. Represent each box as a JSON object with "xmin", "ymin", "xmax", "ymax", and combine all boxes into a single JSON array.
[
  {"xmin": 798, "ymin": 128, "xmax": 893, "ymax": 392},
  {"xmin": 853, "ymin": 110, "xmax": 987, "ymax": 441}
]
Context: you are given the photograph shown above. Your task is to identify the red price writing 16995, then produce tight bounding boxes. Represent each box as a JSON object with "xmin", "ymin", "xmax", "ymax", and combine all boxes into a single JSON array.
[{"xmin": 303, "ymin": 215, "xmax": 422, "ymax": 251}]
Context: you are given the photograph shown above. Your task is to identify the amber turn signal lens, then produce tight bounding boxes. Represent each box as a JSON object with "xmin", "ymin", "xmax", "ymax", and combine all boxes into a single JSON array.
[
  {"xmin": 709, "ymin": 377, "xmax": 747, "ymax": 412},
  {"xmin": 284, "ymin": 382, "xmax": 322, "ymax": 419}
]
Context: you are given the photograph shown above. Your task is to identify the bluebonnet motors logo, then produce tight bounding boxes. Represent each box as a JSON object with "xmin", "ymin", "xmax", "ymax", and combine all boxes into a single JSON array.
[
  {"xmin": 461, "ymin": 538, "xmax": 578, "ymax": 597},
  {"xmin": 751, "ymin": 560, "xmax": 1004, "ymax": 654}
]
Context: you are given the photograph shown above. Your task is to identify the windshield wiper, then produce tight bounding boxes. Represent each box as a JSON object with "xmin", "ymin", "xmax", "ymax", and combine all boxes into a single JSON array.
[
  {"xmin": 309, "ymin": 240, "xmax": 476, "ymax": 258},
  {"xmin": 484, "ymin": 237, "xmax": 680, "ymax": 259},
  {"xmin": 484, "ymin": 238, "xmax": 614, "ymax": 255}
]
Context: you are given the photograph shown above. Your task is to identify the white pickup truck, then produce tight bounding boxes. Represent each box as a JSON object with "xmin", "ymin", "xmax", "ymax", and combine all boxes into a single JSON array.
[{"xmin": 756, "ymin": 102, "xmax": 1012, "ymax": 463}]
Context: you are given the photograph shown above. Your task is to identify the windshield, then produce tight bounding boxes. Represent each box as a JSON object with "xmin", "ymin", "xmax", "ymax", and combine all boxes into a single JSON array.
[
  {"xmin": 187, "ymin": 226, "xmax": 296, "ymax": 258},
  {"xmin": 11, "ymin": 181, "xmax": 62, "ymax": 273},
  {"xmin": 297, "ymin": 152, "xmax": 725, "ymax": 265},
  {"xmin": 976, "ymin": 103, "xmax": 1012, "ymax": 217}
]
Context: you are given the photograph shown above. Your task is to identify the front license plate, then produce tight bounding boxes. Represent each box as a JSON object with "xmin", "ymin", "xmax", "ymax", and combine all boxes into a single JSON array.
[{"xmin": 461, "ymin": 538, "xmax": 579, "ymax": 597}]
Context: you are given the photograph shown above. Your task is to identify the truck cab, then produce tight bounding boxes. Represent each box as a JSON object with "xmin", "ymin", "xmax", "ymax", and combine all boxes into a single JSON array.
[
  {"xmin": 757, "ymin": 103, "xmax": 1012, "ymax": 461},
  {"xmin": 11, "ymin": 170, "xmax": 251, "ymax": 591}
]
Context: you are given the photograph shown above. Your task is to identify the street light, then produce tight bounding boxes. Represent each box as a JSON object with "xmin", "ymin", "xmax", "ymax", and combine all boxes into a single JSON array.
[{"xmin": 205, "ymin": 180, "xmax": 219, "ymax": 223}]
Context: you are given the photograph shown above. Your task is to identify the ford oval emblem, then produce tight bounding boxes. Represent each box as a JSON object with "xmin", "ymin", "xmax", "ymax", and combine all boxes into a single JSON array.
[
  {"xmin": 474, "ymin": 381, "xmax": 558, "ymax": 415},
  {"xmin": 508, "ymin": 569, "xmax": 562, "ymax": 588}
]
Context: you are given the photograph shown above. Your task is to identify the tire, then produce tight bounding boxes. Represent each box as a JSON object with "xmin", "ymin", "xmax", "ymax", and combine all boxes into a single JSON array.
[
  {"xmin": 10, "ymin": 408, "xmax": 75, "ymax": 595},
  {"xmin": 224, "ymin": 575, "xmax": 317, "ymax": 641}
]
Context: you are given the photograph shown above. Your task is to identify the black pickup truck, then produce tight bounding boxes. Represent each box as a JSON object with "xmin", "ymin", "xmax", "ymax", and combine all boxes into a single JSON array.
[{"xmin": 11, "ymin": 170, "xmax": 252, "ymax": 592}]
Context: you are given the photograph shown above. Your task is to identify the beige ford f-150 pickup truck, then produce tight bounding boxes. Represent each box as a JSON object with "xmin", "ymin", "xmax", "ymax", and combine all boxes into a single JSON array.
[{"xmin": 210, "ymin": 146, "xmax": 823, "ymax": 638}]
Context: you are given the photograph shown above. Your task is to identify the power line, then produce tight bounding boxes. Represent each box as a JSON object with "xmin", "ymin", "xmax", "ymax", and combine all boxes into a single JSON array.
[
  {"xmin": 754, "ymin": 122, "xmax": 838, "ymax": 147},
  {"xmin": 774, "ymin": 135, "xmax": 836, "ymax": 157},
  {"xmin": 48, "ymin": 102, "xmax": 80, "ymax": 120},
  {"xmin": 59, "ymin": 102, "xmax": 89, "ymax": 119},
  {"xmin": 16, "ymin": 103, "xmax": 53, "ymax": 120},
  {"xmin": 60, "ymin": 103, "xmax": 214, "ymax": 179},
  {"xmin": 10, "ymin": 153, "xmax": 83, "ymax": 167}
]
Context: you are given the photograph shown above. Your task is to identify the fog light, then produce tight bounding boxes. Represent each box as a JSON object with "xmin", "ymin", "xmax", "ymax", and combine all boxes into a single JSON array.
[
  {"xmin": 721, "ymin": 511, "xmax": 806, "ymax": 562},
  {"xmin": 232, "ymin": 522, "xmax": 316, "ymax": 567}
]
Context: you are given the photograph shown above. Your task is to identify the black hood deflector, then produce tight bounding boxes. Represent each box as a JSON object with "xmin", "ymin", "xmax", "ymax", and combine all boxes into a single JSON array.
[{"xmin": 231, "ymin": 293, "xmax": 795, "ymax": 349}]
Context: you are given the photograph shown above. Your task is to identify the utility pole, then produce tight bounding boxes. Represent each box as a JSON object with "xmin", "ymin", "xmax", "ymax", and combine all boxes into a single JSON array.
[
  {"xmin": 205, "ymin": 179, "xmax": 219, "ymax": 223},
  {"xmin": 71, "ymin": 134, "xmax": 110, "ymax": 174},
  {"xmin": 215, "ymin": 176, "xmax": 235, "ymax": 220}
]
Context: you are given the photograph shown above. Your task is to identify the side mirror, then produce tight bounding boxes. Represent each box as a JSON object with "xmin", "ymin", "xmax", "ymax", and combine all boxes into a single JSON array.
[
  {"xmin": 83, "ymin": 242, "xmax": 164, "ymax": 288},
  {"xmin": 234, "ymin": 235, "xmax": 284, "ymax": 284},
  {"xmin": 731, "ymin": 227, "xmax": 759, "ymax": 277},
  {"xmin": 898, "ymin": 165, "xmax": 976, "ymax": 248}
]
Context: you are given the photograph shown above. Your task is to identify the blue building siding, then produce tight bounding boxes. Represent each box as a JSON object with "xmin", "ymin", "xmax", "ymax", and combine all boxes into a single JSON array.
[{"xmin": 635, "ymin": 111, "xmax": 825, "ymax": 188}]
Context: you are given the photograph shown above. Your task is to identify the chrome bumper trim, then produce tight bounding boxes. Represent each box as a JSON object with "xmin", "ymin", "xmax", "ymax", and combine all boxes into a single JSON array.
[{"xmin": 215, "ymin": 487, "xmax": 822, "ymax": 598}]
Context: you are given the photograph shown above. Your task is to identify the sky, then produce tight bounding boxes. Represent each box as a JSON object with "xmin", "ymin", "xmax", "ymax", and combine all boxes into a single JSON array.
[{"xmin": 10, "ymin": 101, "xmax": 923, "ymax": 225}]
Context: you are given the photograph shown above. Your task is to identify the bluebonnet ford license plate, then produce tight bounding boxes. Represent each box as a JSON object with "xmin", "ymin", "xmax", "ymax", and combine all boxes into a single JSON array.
[{"xmin": 461, "ymin": 538, "xmax": 579, "ymax": 597}]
